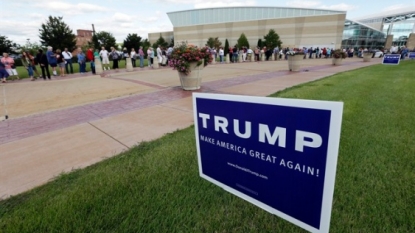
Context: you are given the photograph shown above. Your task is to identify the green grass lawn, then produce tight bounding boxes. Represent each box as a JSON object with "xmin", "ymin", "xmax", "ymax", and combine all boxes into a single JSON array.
[
  {"xmin": 1, "ymin": 62, "xmax": 414, "ymax": 232},
  {"xmin": 10, "ymin": 59, "xmax": 150, "ymax": 79}
]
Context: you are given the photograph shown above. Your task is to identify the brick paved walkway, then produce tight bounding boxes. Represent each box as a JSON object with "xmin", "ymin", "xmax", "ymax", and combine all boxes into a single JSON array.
[
  {"xmin": 0, "ymin": 58, "xmax": 378, "ymax": 199},
  {"xmin": 0, "ymin": 61, "xmax": 363, "ymax": 145}
]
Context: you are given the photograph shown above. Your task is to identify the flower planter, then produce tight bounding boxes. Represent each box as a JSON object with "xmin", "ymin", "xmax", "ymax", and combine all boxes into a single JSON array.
[
  {"xmin": 332, "ymin": 58, "xmax": 343, "ymax": 66},
  {"xmin": 126, "ymin": 58, "xmax": 134, "ymax": 71},
  {"xmin": 363, "ymin": 53, "xmax": 372, "ymax": 62},
  {"xmin": 288, "ymin": 55, "xmax": 303, "ymax": 71},
  {"xmin": 178, "ymin": 61, "xmax": 204, "ymax": 90},
  {"xmin": 94, "ymin": 57, "xmax": 103, "ymax": 75}
]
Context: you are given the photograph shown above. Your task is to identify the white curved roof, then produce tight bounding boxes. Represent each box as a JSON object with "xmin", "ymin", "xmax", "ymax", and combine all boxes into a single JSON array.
[
  {"xmin": 353, "ymin": 6, "xmax": 415, "ymax": 21},
  {"xmin": 167, "ymin": 6, "xmax": 346, "ymax": 27}
]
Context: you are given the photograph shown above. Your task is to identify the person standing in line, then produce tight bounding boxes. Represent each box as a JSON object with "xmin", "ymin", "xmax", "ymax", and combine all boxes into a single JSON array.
[
  {"xmin": 123, "ymin": 47, "xmax": 129, "ymax": 61},
  {"xmin": 303, "ymin": 47, "xmax": 308, "ymax": 59},
  {"xmin": 109, "ymin": 47, "xmax": 119, "ymax": 70},
  {"xmin": 261, "ymin": 47, "xmax": 266, "ymax": 61},
  {"xmin": 232, "ymin": 46, "xmax": 238, "ymax": 63},
  {"xmin": 238, "ymin": 47, "xmax": 244, "ymax": 62},
  {"xmin": 86, "ymin": 48, "xmax": 95, "ymax": 74},
  {"xmin": 254, "ymin": 47, "xmax": 260, "ymax": 61},
  {"xmin": 166, "ymin": 46, "xmax": 173, "ymax": 65},
  {"xmin": 138, "ymin": 46, "xmax": 144, "ymax": 68},
  {"xmin": 210, "ymin": 47, "xmax": 216, "ymax": 63},
  {"xmin": 147, "ymin": 47, "xmax": 152, "ymax": 67},
  {"xmin": 150, "ymin": 48, "xmax": 155, "ymax": 68},
  {"xmin": 247, "ymin": 47, "xmax": 253, "ymax": 61},
  {"xmin": 1, "ymin": 53, "xmax": 19, "ymax": 80},
  {"xmin": 99, "ymin": 47, "xmax": 110, "ymax": 70},
  {"xmin": 62, "ymin": 48, "xmax": 73, "ymax": 74},
  {"xmin": 55, "ymin": 49, "xmax": 66, "ymax": 77},
  {"xmin": 0, "ymin": 59, "xmax": 9, "ymax": 83},
  {"xmin": 322, "ymin": 48, "xmax": 327, "ymax": 58},
  {"xmin": 46, "ymin": 46, "xmax": 58, "ymax": 76},
  {"xmin": 130, "ymin": 48, "xmax": 136, "ymax": 67},
  {"xmin": 156, "ymin": 45, "xmax": 162, "ymax": 64},
  {"xmin": 273, "ymin": 46, "xmax": 279, "ymax": 60},
  {"xmin": 219, "ymin": 47, "xmax": 224, "ymax": 63},
  {"xmin": 21, "ymin": 51, "xmax": 36, "ymax": 81},
  {"xmin": 401, "ymin": 46, "xmax": 408, "ymax": 59},
  {"xmin": 30, "ymin": 52, "xmax": 42, "ymax": 79},
  {"xmin": 161, "ymin": 48, "xmax": 168, "ymax": 66},
  {"xmin": 37, "ymin": 49, "xmax": 51, "ymax": 80},
  {"xmin": 77, "ymin": 49, "xmax": 86, "ymax": 74},
  {"xmin": 94, "ymin": 49, "xmax": 100, "ymax": 58}
]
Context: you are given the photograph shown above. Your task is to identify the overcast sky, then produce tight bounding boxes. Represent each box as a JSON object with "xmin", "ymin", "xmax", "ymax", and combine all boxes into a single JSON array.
[{"xmin": 1, "ymin": 0, "xmax": 414, "ymax": 45}]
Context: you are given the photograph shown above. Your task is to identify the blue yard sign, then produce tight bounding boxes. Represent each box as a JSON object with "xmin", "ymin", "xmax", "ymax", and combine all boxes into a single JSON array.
[
  {"xmin": 382, "ymin": 54, "xmax": 401, "ymax": 65},
  {"xmin": 408, "ymin": 52, "xmax": 415, "ymax": 59},
  {"xmin": 193, "ymin": 93, "xmax": 343, "ymax": 233}
]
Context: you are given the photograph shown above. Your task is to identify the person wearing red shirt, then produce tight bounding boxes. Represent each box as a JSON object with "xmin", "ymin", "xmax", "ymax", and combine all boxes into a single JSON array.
[{"xmin": 86, "ymin": 48, "xmax": 95, "ymax": 74}]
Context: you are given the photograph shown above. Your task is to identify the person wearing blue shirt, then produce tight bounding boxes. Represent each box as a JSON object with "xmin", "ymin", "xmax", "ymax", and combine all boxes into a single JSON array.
[
  {"xmin": 46, "ymin": 46, "xmax": 58, "ymax": 76},
  {"xmin": 0, "ymin": 60, "xmax": 10, "ymax": 83},
  {"xmin": 77, "ymin": 49, "xmax": 86, "ymax": 74},
  {"xmin": 401, "ymin": 46, "xmax": 408, "ymax": 59}
]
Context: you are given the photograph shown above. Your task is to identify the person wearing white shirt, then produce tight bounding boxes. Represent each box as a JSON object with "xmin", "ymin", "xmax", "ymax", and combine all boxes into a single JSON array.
[
  {"xmin": 247, "ymin": 48, "xmax": 253, "ymax": 61},
  {"xmin": 99, "ymin": 47, "xmax": 110, "ymax": 70},
  {"xmin": 62, "ymin": 48, "xmax": 73, "ymax": 74},
  {"xmin": 130, "ymin": 48, "xmax": 137, "ymax": 67},
  {"xmin": 390, "ymin": 46, "xmax": 398, "ymax": 54},
  {"xmin": 147, "ymin": 48, "xmax": 153, "ymax": 67},
  {"xmin": 157, "ymin": 45, "xmax": 162, "ymax": 63},
  {"xmin": 219, "ymin": 47, "xmax": 224, "ymax": 63}
]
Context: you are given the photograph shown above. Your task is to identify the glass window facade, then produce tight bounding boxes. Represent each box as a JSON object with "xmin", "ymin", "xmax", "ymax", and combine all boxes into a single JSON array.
[
  {"xmin": 359, "ymin": 11, "xmax": 415, "ymax": 46},
  {"xmin": 342, "ymin": 20, "xmax": 386, "ymax": 49},
  {"xmin": 382, "ymin": 20, "xmax": 415, "ymax": 46}
]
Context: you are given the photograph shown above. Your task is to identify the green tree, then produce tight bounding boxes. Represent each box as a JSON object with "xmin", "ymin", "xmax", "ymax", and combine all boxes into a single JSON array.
[
  {"xmin": 142, "ymin": 38, "xmax": 151, "ymax": 49},
  {"xmin": 123, "ymin": 33, "xmax": 142, "ymax": 52},
  {"xmin": 152, "ymin": 34, "xmax": 168, "ymax": 49},
  {"xmin": 20, "ymin": 40, "xmax": 45, "ymax": 56},
  {"xmin": 206, "ymin": 37, "xmax": 222, "ymax": 49},
  {"xmin": 206, "ymin": 37, "xmax": 215, "ymax": 48},
  {"xmin": 0, "ymin": 35, "xmax": 20, "ymax": 54},
  {"xmin": 257, "ymin": 39, "xmax": 263, "ymax": 48},
  {"xmin": 224, "ymin": 39, "xmax": 229, "ymax": 56},
  {"xmin": 39, "ymin": 16, "xmax": 76, "ymax": 51},
  {"xmin": 237, "ymin": 33, "xmax": 249, "ymax": 49},
  {"xmin": 214, "ymin": 38, "xmax": 222, "ymax": 49},
  {"xmin": 91, "ymin": 31, "xmax": 117, "ymax": 51},
  {"xmin": 263, "ymin": 29, "xmax": 282, "ymax": 49}
]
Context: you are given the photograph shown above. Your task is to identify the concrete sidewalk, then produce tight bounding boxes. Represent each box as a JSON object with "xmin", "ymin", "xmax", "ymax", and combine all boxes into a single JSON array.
[{"xmin": 0, "ymin": 57, "xmax": 379, "ymax": 199}]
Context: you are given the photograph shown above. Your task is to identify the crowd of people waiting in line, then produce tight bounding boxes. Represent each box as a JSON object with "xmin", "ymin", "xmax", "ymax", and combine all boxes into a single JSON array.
[
  {"xmin": 212, "ymin": 46, "xmax": 368, "ymax": 62},
  {"xmin": 0, "ymin": 44, "xmax": 413, "ymax": 84}
]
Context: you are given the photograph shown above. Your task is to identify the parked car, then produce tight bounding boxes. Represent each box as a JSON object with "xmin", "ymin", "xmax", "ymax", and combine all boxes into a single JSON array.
[{"xmin": 371, "ymin": 50, "xmax": 384, "ymax": 58}]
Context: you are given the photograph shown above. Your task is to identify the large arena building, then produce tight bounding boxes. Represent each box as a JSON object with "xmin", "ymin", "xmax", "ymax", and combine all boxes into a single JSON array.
[{"xmin": 149, "ymin": 6, "xmax": 415, "ymax": 50}]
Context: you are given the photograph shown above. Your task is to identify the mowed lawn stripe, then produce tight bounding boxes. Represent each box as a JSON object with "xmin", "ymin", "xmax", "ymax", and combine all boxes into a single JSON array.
[{"xmin": 1, "ymin": 61, "xmax": 414, "ymax": 233}]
